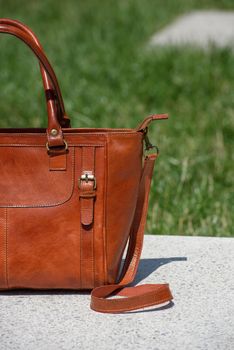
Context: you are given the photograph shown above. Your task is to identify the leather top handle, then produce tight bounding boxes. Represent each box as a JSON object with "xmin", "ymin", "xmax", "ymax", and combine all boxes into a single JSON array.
[
  {"xmin": 0, "ymin": 22, "xmax": 68, "ymax": 148},
  {"xmin": 0, "ymin": 18, "xmax": 70, "ymax": 129}
]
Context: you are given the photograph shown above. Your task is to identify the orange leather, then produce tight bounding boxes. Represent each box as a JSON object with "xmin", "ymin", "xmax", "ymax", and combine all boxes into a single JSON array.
[
  {"xmin": 0, "ymin": 19, "xmax": 173, "ymax": 313},
  {"xmin": 136, "ymin": 113, "xmax": 169, "ymax": 131},
  {"xmin": 91, "ymin": 155, "xmax": 173, "ymax": 313},
  {"xmin": 0, "ymin": 18, "xmax": 70, "ymax": 129},
  {"xmin": 0, "ymin": 23, "xmax": 67, "ymax": 147}
]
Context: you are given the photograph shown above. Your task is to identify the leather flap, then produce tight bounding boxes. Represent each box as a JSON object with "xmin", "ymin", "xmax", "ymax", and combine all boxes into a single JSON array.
[{"xmin": 0, "ymin": 146, "xmax": 74, "ymax": 207}]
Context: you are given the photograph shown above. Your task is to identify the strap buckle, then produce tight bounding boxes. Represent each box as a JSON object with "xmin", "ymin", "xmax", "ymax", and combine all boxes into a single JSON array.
[{"xmin": 78, "ymin": 172, "xmax": 97, "ymax": 189}]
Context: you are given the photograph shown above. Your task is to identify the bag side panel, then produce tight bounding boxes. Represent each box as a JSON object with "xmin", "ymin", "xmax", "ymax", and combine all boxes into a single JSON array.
[{"xmin": 105, "ymin": 132, "xmax": 143, "ymax": 284}]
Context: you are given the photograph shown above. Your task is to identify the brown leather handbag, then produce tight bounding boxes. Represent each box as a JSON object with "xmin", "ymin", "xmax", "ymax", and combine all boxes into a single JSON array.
[{"xmin": 0, "ymin": 19, "xmax": 173, "ymax": 313}]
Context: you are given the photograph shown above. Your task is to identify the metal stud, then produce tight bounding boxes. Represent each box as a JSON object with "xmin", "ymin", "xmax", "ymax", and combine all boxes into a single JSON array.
[{"xmin": 50, "ymin": 128, "xmax": 58, "ymax": 136}]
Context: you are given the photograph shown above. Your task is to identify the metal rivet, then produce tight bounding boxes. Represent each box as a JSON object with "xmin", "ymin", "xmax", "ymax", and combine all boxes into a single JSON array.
[{"xmin": 50, "ymin": 129, "xmax": 58, "ymax": 136}]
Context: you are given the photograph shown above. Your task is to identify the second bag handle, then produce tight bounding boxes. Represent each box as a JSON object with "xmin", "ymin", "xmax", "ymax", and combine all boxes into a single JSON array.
[
  {"xmin": 0, "ymin": 22, "xmax": 68, "ymax": 148},
  {"xmin": 0, "ymin": 18, "xmax": 70, "ymax": 129}
]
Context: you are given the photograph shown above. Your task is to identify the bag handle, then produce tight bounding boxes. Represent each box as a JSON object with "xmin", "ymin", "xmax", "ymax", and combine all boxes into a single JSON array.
[
  {"xmin": 0, "ymin": 18, "xmax": 70, "ymax": 129},
  {"xmin": 91, "ymin": 153, "xmax": 173, "ymax": 313},
  {"xmin": 0, "ymin": 22, "xmax": 67, "ymax": 148}
]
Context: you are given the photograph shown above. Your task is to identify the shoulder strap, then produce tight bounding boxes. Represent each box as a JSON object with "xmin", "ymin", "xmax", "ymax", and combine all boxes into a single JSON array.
[{"xmin": 91, "ymin": 153, "xmax": 173, "ymax": 313}]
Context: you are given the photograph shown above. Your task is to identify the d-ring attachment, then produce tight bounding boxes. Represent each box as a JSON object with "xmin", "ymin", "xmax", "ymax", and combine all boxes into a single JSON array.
[
  {"xmin": 46, "ymin": 140, "xmax": 68, "ymax": 152},
  {"xmin": 143, "ymin": 127, "xmax": 159, "ymax": 155}
]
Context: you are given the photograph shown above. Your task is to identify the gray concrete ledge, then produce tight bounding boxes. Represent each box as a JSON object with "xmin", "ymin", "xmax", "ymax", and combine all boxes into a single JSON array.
[{"xmin": 0, "ymin": 235, "xmax": 234, "ymax": 350}]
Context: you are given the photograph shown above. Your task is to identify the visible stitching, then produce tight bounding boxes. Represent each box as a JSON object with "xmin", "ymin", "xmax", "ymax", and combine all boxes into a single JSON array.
[
  {"xmin": 5, "ymin": 208, "xmax": 9, "ymax": 289},
  {"xmin": 80, "ymin": 147, "xmax": 83, "ymax": 289},
  {"xmin": 0, "ymin": 131, "xmax": 138, "ymax": 137},
  {"xmin": 0, "ymin": 147, "xmax": 76, "ymax": 208},
  {"xmin": 0, "ymin": 136, "xmax": 141, "ymax": 148},
  {"xmin": 0, "ymin": 144, "xmax": 104, "ymax": 147},
  {"xmin": 103, "ymin": 136, "xmax": 109, "ymax": 284},
  {"xmin": 0, "ymin": 210, "xmax": 6, "ymax": 288},
  {"xmin": 79, "ymin": 146, "xmax": 95, "ymax": 288},
  {"xmin": 92, "ymin": 148, "xmax": 96, "ymax": 286}
]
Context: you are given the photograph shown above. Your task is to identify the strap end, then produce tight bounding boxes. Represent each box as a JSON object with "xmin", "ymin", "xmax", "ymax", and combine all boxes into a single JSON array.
[{"xmin": 136, "ymin": 113, "xmax": 169, "ymax": 132}]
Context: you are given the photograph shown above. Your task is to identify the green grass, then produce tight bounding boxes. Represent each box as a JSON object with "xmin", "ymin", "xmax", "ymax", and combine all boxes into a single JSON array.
[{"xmin": 0, "ymin": 0, "xmax": 233, "ymax": 236}]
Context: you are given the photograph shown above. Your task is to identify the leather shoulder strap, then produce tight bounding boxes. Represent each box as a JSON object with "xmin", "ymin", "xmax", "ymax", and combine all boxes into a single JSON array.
[{"xmin": 91, "ymin": 153, "xmax": 173, "ymax": 313}]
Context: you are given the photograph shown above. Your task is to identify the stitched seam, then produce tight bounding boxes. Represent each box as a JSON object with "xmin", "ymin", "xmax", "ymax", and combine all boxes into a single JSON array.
[
  {"xmin": 80, "ymin": 147, "xmax": 83, "ymax": 289},
  {"xmin": 0, "ymin": 134, "xmax": 141, "ymax": 148},
  {"xmin": 0, "ymin": 132, "xmax": 138, "ymax": 137},
  {"xmin": 92, "ymin": 148, "xmax": 95, "ymax": 287},
  {"xmin": 0, "ymin": 147, "xmax": 75, "ymax": 208},
  {"xmin": 104, "ymin": 135, "xmax": 109, "ymax": 284},
  {"xmin": 99, "ymin": 143, "xmax": 107, "ymax": 286},
  {"xmin": 5, "ymin": 208, "xmax": 9, "ymax": 289},
  {"xmin": 1, "ymin": 210, "xmax": 6, "ymax": 288},
  {"xmin": 0, "ymin": 144, "xmax": 104, "ymax": 147},
  {"xmin": 80, "ymin": 147, "xmax": 96, "ymax": 288}
]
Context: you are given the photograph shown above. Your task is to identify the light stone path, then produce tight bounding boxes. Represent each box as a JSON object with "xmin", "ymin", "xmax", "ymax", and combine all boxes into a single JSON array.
[
  {"xmin": 150, "ymin": 10, "xmax": 234, "ymax": 48},
  {"xmin": 0, "ymin": 235, "xmax": 234, "ymax": 350}
]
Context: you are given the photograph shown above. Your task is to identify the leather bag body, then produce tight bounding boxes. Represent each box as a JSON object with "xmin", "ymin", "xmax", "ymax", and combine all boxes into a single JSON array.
[{"xmin": 0, "ymin": 19, "xmax": 172, "ymax": 313}]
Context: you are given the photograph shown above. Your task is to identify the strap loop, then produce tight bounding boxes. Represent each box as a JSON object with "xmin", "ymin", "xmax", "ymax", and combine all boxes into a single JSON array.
[{"xmin": 136, "ymin": 114, "xmax": 169, "ymax": 132}]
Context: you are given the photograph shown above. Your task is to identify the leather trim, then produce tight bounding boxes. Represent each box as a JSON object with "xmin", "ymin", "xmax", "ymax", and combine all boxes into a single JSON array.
[
  {"xmin": 0, "ymin": 144, "xmax": 104, "ymax": 147},
  {"xmin": 0, "ymin": 208, "xmax": 8, "ymax": 288},
  {"xmin": 5, "ymin": 208, "xmax": 9, "ymax": 288},
  {"xmin": 103, "ymin": 142, "xmax": 108, "ymax": 285},
  {"xmin": 80, "ymin": 147, "xmax": 96, "ymax": 288}
]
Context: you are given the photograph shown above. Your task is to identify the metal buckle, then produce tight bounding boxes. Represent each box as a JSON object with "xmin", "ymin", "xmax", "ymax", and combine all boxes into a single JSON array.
[
  {"xmin": 145, "ymin": 145, "xmax": 159, "ymax": 155},
  {"xmin": 78, "ymin": 172, "xmax": 97, "ymax": 189},
  {"xmin": 143, "ymin": 127, "xmax": 159, "ymax": 155}
]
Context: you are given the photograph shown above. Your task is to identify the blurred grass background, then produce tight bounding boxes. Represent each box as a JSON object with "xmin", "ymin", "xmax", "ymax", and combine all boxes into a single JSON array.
[{"xmin": 0, "ymin": 0, "xmax": 233, "ymax": 236}]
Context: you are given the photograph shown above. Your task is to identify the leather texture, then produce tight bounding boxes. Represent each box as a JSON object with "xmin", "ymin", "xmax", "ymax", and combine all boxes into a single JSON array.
[{"xmin": 0, "ymin": 19, "xmax": 173, "ymax": 313}]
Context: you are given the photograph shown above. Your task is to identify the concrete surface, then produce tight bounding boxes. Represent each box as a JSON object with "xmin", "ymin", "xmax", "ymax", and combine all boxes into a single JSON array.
[
  {"xmin": 150, "ymin": 11, "xmax": 234, "ymax": 48},
  {"xmin": 0, "ymin": 235, "xmax": 234, "ymax": 350}
]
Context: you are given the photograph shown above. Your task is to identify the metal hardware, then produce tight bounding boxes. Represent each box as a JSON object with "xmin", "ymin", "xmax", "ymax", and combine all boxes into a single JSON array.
[
  {"xmin": 79, "ymin": 172, "xmax": 97, "ymax": 189},
  {"xmin": 143, "ymin": 127, "xmax": 159, "ymax": 155},
  {"xmin": 46, "ymin": 140, "xmax": 68, "ymax": 152},
  {"xmin": 145, "ymin": 144, "xmax": 159, "ymax": 155},
  {"xmin": 50, "ymin": 128, "xmax": 58, "ymax": 136}
]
